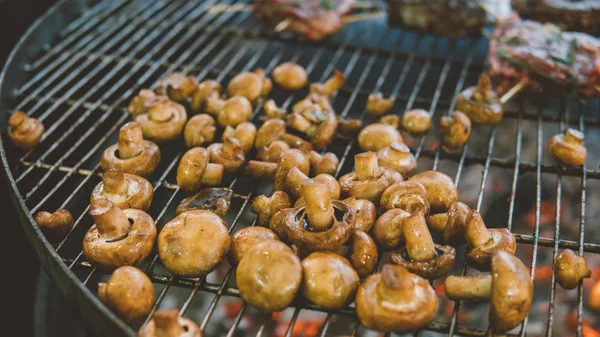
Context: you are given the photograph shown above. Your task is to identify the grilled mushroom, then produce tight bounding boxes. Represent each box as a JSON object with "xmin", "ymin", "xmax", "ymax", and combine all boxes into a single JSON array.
[
  {"xmin": 229, "ymin": 226, "xmax": 279, "ymax": 265},
  {"xmin": 376, "ymin": 142, "xmax": 416, "ymax": 177},
  {"xmin": 273, "ymin": 62, "xmax": 308, "ymax": 91},
  {"xmin": 176, "ymin": 187, "xmax": 233, "ymax": 217},
  {"xmin": 287, "ymin": 96, "xmax": 338, "ymax": 151},
  {"xmin": 390, "ymin": 212, "xmax": 456, "ymax": 279},
  {"xmin": 7, "ymin": 110, "xmax": 44, "ymax": 150},
  {"xmin": 401, "ymin": 109, "xmax": 432, "ymax": 135},
  {"xmin": 440, "ymin": 111, "xmax": 471, "ymax": 149},
  {"xmin": 155, "ymin": 73, "xmax": 198, "ymax": 102},
  {"xmin": 190, "ymin": 79, "xmax": 221, "ymax": 113},
  {"xmin": 547, "ymin": 128, "xmax": 587, "ymax": 167},
  {"xmin": 128, "ymin": 90, "xmax": 169, "ymax": 117},
  {"xmin": 372, "ymin": 208, "xmax": 411, "ymax": 251},
  {"xmin": 207, "ymin": 137, "xmax": 245, "ymax": 174},
  {"xmin": 348, "ymin": 230, "xmax": 378, "ymax": 278},
  {"xmin": 301, "ymin": 252, "xmax": 359, "ymax": 309},
  {"xmin": 339, "ymin": 152, "xmax": 403, "ymax": 203},
  {"xmin": 554, "ymin": 249, "xmax": 591, "ymax": 290},
  {"xmin": 34, "ymin": 209, "xmax": 74, "ymax": 242},
  {"xmin": 222, "ymin": 122, "xmax": 256, "ymax": 155},
  {"xmin": 380, "ymin": 181, "xmax": 430, "ymax": 215},
  {"xmin": 426, "ymin": 201, "xmax": 470, "ymax": 247},
  {"xmin": 456, "ymin": 73, "xmax": 503, "ymax": 125},
  {"xmin": 342, "ymin": 196, "xmax": 376, "ymax": 232},
  {"xmin": 83, "ymin": 200, "xmax": 156, "ymax": 271},
  {"xmin": 308, "ymin": 151, "xmax": 339, "ymax": 176},
  {"xmin": 366, "ymin": 93, "xmax": 395, "ymax": 117},
  {"xmin": 158, "ymin": 210, "xmax": 230, "ymax": 277},
  {"xmin": 408, "ymin": 171, "xmax": 458, "ymax": 213},
  {"xmin": 98, "ymin": 266, "xmax": 154, "ymax": 324},
  {"xmin": 176, "ymin": 147, "xmax": 224, "ymax": 194},
  {"xmin": 263, "ymin": 99, "xmax": 288, "ymax": 120},
  {"xmin": 251, "ymin": 191, "xmax": 291, "ymax": 227},
  {"xmin": 245, "ymin": 149, "xmax": 310, "ymax": 191},
  {"xmin": 254, "ymin": 118, "xmax": 312, "ymax": 151},
  {"xmin": 138, "ymin": 309, "xmax": 202, "ymax": 337},
  {"xmin": 358, "ymin": 118, "xmax": 403, "ymax": 152},
  {"xmin": 356, "ymin": 264, "xmax": 437, "ymax": 333},
  {"xmin": 101, "ymin": 122, "xmax": 160, "ymax": 178},
  {"xmin": 284, "ymin": 166, "xmax": 340, "ymax": 200},
  {"xmin": 205, "ymin": 96, "xmax": 253, "ymax": 128},
  {"xmin": 337, "ymin": 118, "xmax": 363, "ymax": 137},
  {"xmin": 464, "ymin": 210, "xmax": 516, "ymax": 271},
  {"xmin": 91, "ymin": 169, "xmax": 153, "ymax": 211},
  {"xmin": 309, "ymin": 69, "xmax": 346, "ymax": 97},
  {"xmin": 257, "ymin": 140, "xmax": 290, "ymax": 162},
  {"xmin": 227, "ymin": 69, "xmax": 272, "ymax": 104},
  {"xmin": 135, "ymin": 99, "xmax": 187, "ymax": 143},
  {"xmin": 445, "ymin": 251, "xmax": 533, "ymax": 332},
  {"xmin": 184, "ymin": 114, "xmax": 217, "ymax": 148},
  {"xmin": 236, "ymin": 240, "xmax": 301, "ymax": 312}
]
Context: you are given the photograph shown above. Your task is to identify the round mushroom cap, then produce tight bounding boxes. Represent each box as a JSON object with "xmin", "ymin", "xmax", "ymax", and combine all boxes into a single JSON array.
[
  {"xmin": 227, "ymin": 71, "xmax": 269, "ymax": 104},
  {"xmin": 380, "ymin": 181, "xmax": 430, "ymax": 215},
  {"xmin": 228, "ymin": 226, "xmax": 279, "ymax": 265},
  {"xmin": 355, "ymin": 264, "xmax": 437, "ymax": 333},
  {"xmin": 128, "ymin": 89, "xmax": 169, "ymax": 117},
  {"xmin": 489, "ymin": 251, "xmax": 533, "ymax": 332},
  {"xmin": 456, "ymin": 85, "xmax": 503, "ymax": 125},
  {"xmin": 554, "ymin": 249, "xmax": 591, "ymax": 290},
  {"xmin": 440, "ymin": 111, "xmax": 471, "ymax": 149},
  {"xmin": 300, "ymin": 252, "xmax": 359, "ymax": 309},
  {"xmin": 207, "ymin": 138, "xmax": 245, "ymax": 173},
  {"xmin": 358, "ymin": 123, "xmax": 403, "ymax": 152},
  {"xmin": 372, "ymin": 208, "xmax": 411, "ymax": 251},
  {"xmin": 467, "ymin": 228, "xmax": 516, "ymax": 271},
  {"xmin": 251, "ymin": 191, "xmax": 292, "ymax": 227},
  {"xmin": 98, "ymin": 266, "xmax": 154, "ymax": 324},
  {"xmin": 216, "ymin": 96, "xmax": 253, "ymax": 127},
  {"xmin": 255, "ymin": 118, "xmax": 287, "ymax": 149},
  {"xmin": 158, "ymin": 210, "xmax": 230, "ymax": 277},
  {"xmin": 155, "ymin": 73, "xmax": 199, "ymax": 102},
  {"xmin": 236, "ymin": 240, "xmax": 302, "ymax": 312},
  {"xmin": 184, "ymin": 114, "xmax": 217, "ymax": 148},
  {"xmin": 377, "ymin": 143, "xmax": 417, "ymax": 177},
  {"xmin": 547, "ymin": 128, "xmax": 587, "ymax": 167},
  {"xmin": 34, "ymin": 209, "xmax": 74, "ymax": 242},
  {"xmin": 342, "ymin": 197, "xmax": 376, "ymax": 232},
  {"xmin": 176, "ymin": 187, "xmax": 233, "ymax": 217},
  {"xmin": 348, "ymin": 230, "xmax": 378, "ymax": 278},
  {"xmin": 390, "ymin": 244, "xmax": 456, "ymax": 280},
  {"xmin": 91, "ymin": 169, "xmax": 153, "ymax": 211},
  {"xmin": 138, "ymin": 309, "xmax": 202, "ymax": 337},
  {"xmin": 8, "ymin": 110, "xmax": 45, "ymax": 150},
  {"xmin": 401, "ymin": 109, "xmax": 432, "ymax": 135},
  {"xmin": 190, "ymin": 79, "xmax": 221, "ymax": 113},
  {"xmin": 408, "ymin": 171, "xmax": 458, "ymax": 213},
  {"xmin": 339, "ymin": 167, "xmax": 402, "ymax": 204},
  {"xmin": 135, "ymin": 100, "xmax": 188, "ymax": 143},
  {"xmin": 274, "ymin": 149, "xmax": 310, "ymax": 191},
  {"xmin": 272, "ymin": 62, "xmax": 308, "ymax": 91}
]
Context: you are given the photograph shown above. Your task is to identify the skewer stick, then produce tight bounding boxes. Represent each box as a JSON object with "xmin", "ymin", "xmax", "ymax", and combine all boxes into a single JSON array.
[
  {"xmin": 342, "ymin": 11, "xmax": 384, "ymax": 24},
  {"xmin": 500, "ymin": 78, "xmax": 528, "ymax": 104},
  {"xmin": 274, "ymin": 18, "xmax": 293, "ymax": 32}
]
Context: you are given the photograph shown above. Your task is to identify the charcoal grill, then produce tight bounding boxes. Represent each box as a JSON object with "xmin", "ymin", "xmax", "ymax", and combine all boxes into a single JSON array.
[{"xmin": 2, "ymin": 0, "xmax": 600, "ymax": 336}]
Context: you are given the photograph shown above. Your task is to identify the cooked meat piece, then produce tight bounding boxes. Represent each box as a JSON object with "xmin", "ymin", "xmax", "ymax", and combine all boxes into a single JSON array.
[
  {"xmin": 512, "ymin": 0, "xmax": 599, "ymax": 33},
  {"xmin": 489, "ymin": 14, "xmax": 600, "ymax": 97},
  {"xmin": 254, "ymin": 0, "xmax": 355, "ymax": 41}
]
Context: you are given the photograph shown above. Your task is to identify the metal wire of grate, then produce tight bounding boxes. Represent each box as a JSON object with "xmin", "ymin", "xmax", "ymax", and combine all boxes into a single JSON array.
[{"xmin": 5, "ymin": 0, "xmax": 600, "ymax": 336}]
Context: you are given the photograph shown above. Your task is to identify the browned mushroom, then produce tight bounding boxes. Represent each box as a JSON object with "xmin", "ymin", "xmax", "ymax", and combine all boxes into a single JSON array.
[
  {"xmin": 356, "ymin": 264, "xmax": 437, "ymax": 333},
  {"xmin": 426, "ymin": 201, "xmax": 470, "ymax": 247},
  {"xmin": 309, "ymin": 69, "xmax": 346, "ymax": 97},
  {"xmin": 227, "ymin": 69, "xmax": 272, "ymax": 104},
  {"xmin": 138, "ymin": 309, "xmax": 202, "ymax": 337},
  {"xmin": 236, "ymin": 240, "xmax": 301, "ymax": 312},
  {"xmin": 34, "ymin": 208, "xmax": 73, "ymax": 242},
  {"xmin": 91, "ymin": 169, "xmax": 153, "ymax": 211},
  {"xmin": 263, "ymin": 99, "xmax": 288, "ymax": 120},
  {"xmin": 207, "ymin": 137, "xmax": 245, "ymax": 174},
  {"xmin": 307, "ymin": 151, "xmax": 339, "ymax": 176},
  {"xmin": 348, "ymin": 230, "xmax": 378, "ymax": 278},
  {"xmin": 444, "ymin": 251, "xmax": 533, "ymax": 332},
  {"xmin": 366, "ymin": 93, "xmax": 395, "ymax": 117},
  {"xmin": 158, "ymin": 210, "xmax": 229, "ymax": 277},
  {"xmin": 301, "ymin": 252, "xmax": 359, "ymax": 309},
  {"xmin": 273, "ymin": 62, "xmax": 308, "ymax": 91},
  {"xmin": 8, "ymin": 110, "xmax": 44, "ymax": 150},
  {"xmin": 176, "ymin": 147, "xmax": 224, "ymax": 194},
  {"xmin": 245, "ymin": 149, "xmax": 309, "ymax": 191},
  {"xmin": 337, "ymin": 117, "xmax": 363, "ymax": 137},
  {"xmin": 401, "ymin": 109, "xmax": 432, "ymax": 135},
  {"xmin": 155, "ymin": 73, "xmax": 199, "ymax": 102},
  {"xmin": 184, "ymin": 114, "xmax": 217, "ymax": 148},
  {"xmin": 251, "ymin": 191, "xmax": 291, "ymax": 227},
  {"xmin": 547, "ymin": 128, "xmax": 587, "ymax": 167},
  {"xmin": 376, "ymin": 142, "xmax": 416, "ymax": 177},
  {"xmin": 257, "ymin": 140, "xmax": 290, "ymax": 162},
  {"xmin": 408, "ymin": 171, "xmax": 458, "ymax": 213},
  {"xmin": 372, "ymin": 208, "xmax": 410, "ymax": 251},
  {"xmin": 380, "ymin": 180, "xmax": 430, "ymax": 216},
  {"xmin": 128, "ymin": 90, "xmax": 169, "ymax": 117},
  {"xmin": 464, "ymin": 210, "xmax": 516, "ymax": 271},
  {"xmin": 228, "ymin": 226, "xmax": 279, "ymax": 265},
  {"xmin": 456, "ymin": 73, "xmax": 503, "ymax": 125},
  {"xmin": 339, "ymin": 152, "xmax": 403, "ymax": 203},
  {"xmin": 284, "ymin": 166, "xmax": 340, "ymax": 200},
  {"xmin": 222, "ymin": 122, "xmax": 256, "ymax": 155},
  {"xmin": 176, "ymin": 187, "xmax": 233, "ymax": 217},
  {"xmin": 83, "ymin": 200, "xmax": 156, "ymax": 271},
  {"xmin": 205, "ymin": 95, "xmax": 253, "ymax": 128},
  {"xmin": 254, "ymin": 118, "xmax": 312, "ymax": 151},
  {"xmin": 390, "ymin": 212, "xmax": 456, "ymax": 279},
  {"xmin": 287, "ymin": 97, "xmax": 338, "ymax": 151},
  {"xmin": 134, "ymin": 99, "xmax": 188, "ymax": 143},
  {"xmin": 190, "ymin": 79, "xmax": 221, "ymax": 113},
  {"xmin": 98, "ymin": 266, "xmax": 154, "ymax": 324},
  {"xmin": 555, "ymin": 249, "xmax": 591, "ymax": 290},
  {"xmin": 440, "ymin": 111, "xmax": 471, "ymax": 149},
  {"xmin": 342, "ymin": 196, "xmax": 376, "ymax": 232},
  {"xmin": 358, "ymin": 118, "xmax": 403, "ymax": 152}
]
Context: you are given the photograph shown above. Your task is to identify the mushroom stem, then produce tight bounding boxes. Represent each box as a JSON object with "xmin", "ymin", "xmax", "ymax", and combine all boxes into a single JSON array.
[
  {"xmin": 148, "ymin": 102, "xmax": 173, "ymax": 122},
  {"xmin": 200, "ymin": 163, "xmax": 224, "ymax": 186},
  {"xmin": 220, "ymin": 137, "xmax": 243, "ymax": 159},
  {"xmin": 444, "ymin": 274, "xmax": 492, "ymax": 301},
  {"xmin": 355, "ymin": 152, "xmax": 378, "ymax": 181},
  {"xmin": 376, "ymin": 264, "xmax": 415, "ymax": 307},
  {"xmin": 465, "ymin": 211, "xmax": 491, "ymax": 248},
  {"xmin": 102, "ymin": 169, "xmax": 128, "ymax": 195},
  {"xmin": 426, "ymin": 213, "xmax": 448, "ymax": 233},
  {"xmin": 403, "ymin": 212, "xmax": 436, "ymax": 262},
  {"xmin": 89, "ymin": 200, "xmax": 131, "ymax": 241},
  {"xmin": 285, "ymin": 167, "xmax": 309, "ymax": 198},
  {"xmin": 245, "ymin": 161, "xmax": 278, "ymax": 180},
  {"xmin": 118, "ymin": 122, "xmax": 145, "ymax": 159},
  {"xmin": 302, "ymin": 180, "xmax": 334, "ymax": 231}
]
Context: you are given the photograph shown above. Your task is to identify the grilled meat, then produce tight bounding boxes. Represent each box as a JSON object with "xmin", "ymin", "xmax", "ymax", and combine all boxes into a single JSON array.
[
  {"xmin": 254, "ymin": 0, "xmax": 354, "ymax": 41},
  {"xmin": 512, "ymin": 0, "xmax": 599, "ymax": 33},
  {"xmin": 489, "ymin": 14, "xmax": 600, "ymax": 97}
]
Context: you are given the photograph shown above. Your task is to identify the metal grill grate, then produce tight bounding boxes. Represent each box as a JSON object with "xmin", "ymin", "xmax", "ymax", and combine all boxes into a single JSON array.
[{"xmin": 5, "ymin": 0, "xmax": 600, "ymax": 336}]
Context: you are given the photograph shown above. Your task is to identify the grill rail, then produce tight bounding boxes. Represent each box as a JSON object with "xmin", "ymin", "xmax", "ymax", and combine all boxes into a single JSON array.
[{"xmin": 2, "ymin": 0, "xmax": 600, "ymax": 336}]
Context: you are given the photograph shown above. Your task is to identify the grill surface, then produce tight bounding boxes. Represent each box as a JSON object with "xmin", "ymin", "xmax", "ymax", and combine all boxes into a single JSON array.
[{"xmin": 2, "ymin": 0, "xmax": 600, "ymax": 336}]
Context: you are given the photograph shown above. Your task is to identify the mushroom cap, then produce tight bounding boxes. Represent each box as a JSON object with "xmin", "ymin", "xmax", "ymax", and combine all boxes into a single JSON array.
[
  {"xmin": 176, "ymin": 147, "xmax": 209, "ymax": 194},
  {"xmin": 216, "ymin": 96, "xmax": 253, "ymax": 127},
  {"xmin": 223, "ymin": 122, "xmax": 257, "ymax": 155},
  {"xmin": 348, "ymin": 230, "xmax": 378, "ymax": 278},
  {"xmin": 380, "ymin": 181, "xmax": 430, "ymax": 215},
  {"xmin": 184, "ymin": 114, "xmax": 217, "ymax": 148},
  {"xmin": 355, "ymin": 264, "xmax": 437, "ymax": 333},
  {"xmin": 300, "ymin": 252, "xmax": 359, "ymax": 309},
  {"xmin": 158, "ymin": 210, "xmax": 230, "ymax": 277},
  {"xmin": 274, "ymin": 149, "xmax": 310, "ymax": 191},
  {"xmin": 155, "ymin": 73, "xmax": 199, "ymax": 102},
  {"xmin": 272, "ymin": 62, "xmax": 308, "ymax": 91},
  {"xmin": 311, "ymin": 110, "xmax": 338, "ymax": 151},
  {"xmin": 227, "ymin": 71, "xmax": 268, "ymax": 104},
  {"xmin": 207, "ymin": 138, "xmax": 245, "ymax": 173},
  {"xmin": 236, "ymin": 240, "xmax": 302, "ymax": 312},
  {"xmin": 408, "ymin": 171, "xmax": 458, "ymax": 213},
  {"xmin": 377, "ymin": 143, "xmax": 417, "ymax": 177},
  {"xmin": 489, "ymin": 251, "xmax": 533, "ymax": 332},
  {"xmin": 98, "ymin": 266, "xmax": 154, "ymax": 324},
  {"xmin": 547, "ymin": 129, "xmax": 587, "ymax": 167},
  {"xmin": 358, "ymin": 123, "xmax": 403, "ymax": 152},
  {"xmin": 401, "ymin": 109, "xmax": 432, "ymax": 135},
  {"xmin": 440, "ymin": 111, "xmax": 471, "ymax": 149},
  {"xmin": 138, "ymin": 309, "xmax": 202, "ymax": 337},
  {"xmin": 342, "ymin": 197, "xmax": 376, "ymax": 232},
  {"xmin": 372, "ymin": 208, "xmax": 411, "ymax": 251},
  {"xmin": 83, "ymin": 209, "xmax": 156, "ymax": 271},
  {"xmin": 176, "ymin": 187, "xmax": 232, "ymax": 217},
  {"xmin": 426, "ymin": 201, "xmax": 470, "ymax": 247},
  {"xmin": 34, "ymin": 209, "xmax": 74, "ymax": 242},
  {"xmin": 190, "ymin": 79, "xmax": 221, "ymax": 113},
  {"xmin": 252, "ymin": 191, "xmax": 292, "ymax": 227},
  {"xmin": 456, "ymin": 85, "xmax": 503, "ymax": 125},
  {"xmin": 135, "ymin": 100, "xmax": 188, "ymax": 143},
  {"xmin": 339, "ymin": 167, "xmax": 402, "ymax": 204},
  {"xmin": 366, "ymin": 93, "xmax": 395, "ymax": 117},
  {"xmin": 255, "ymin": 118, "xmax": 287, "ymax": 149},
  {"xmin": 467, "ymin": 228, "xmax": 516, "ymax": 271},
  {"xmin": 229, "ymin": 226, "xmax": 279, "ymax": 265},
  {"xmin": 128, "ymin": 89, "xmax": 169, "ymax": 116},
  {"xmin": 91, "ymin": 170, "xmax": 153, "ymax": 211},
  {"xmin": 390, "ymin": 244, "xmax": 456, "ymax": 280},
  {"xmin": 101, "ymin": 142, "xmax": 160, "ymax": 178},
  {"xmin": 8, "ymin": 110, "xmax": 45, "ymax": 150},
  {"xmin": 554, "ymin": 249, "xmax": 591, "ymax": 290}
]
